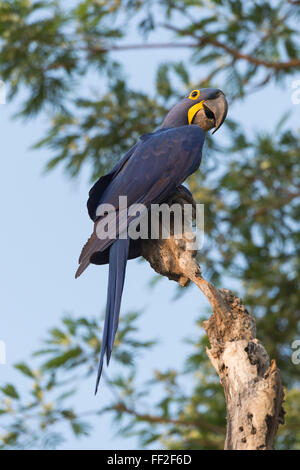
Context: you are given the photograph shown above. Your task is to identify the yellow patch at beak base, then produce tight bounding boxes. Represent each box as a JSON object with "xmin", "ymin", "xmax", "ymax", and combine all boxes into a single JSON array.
[{"xmin": 188, "ymin": 100, "xmax": 204, "ymax": 125}]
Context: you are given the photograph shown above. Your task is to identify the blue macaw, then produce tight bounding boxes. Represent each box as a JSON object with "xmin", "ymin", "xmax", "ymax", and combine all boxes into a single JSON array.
[{"xmin": 75, "ymin": 88, "xmax": 228, "ymax": 393}]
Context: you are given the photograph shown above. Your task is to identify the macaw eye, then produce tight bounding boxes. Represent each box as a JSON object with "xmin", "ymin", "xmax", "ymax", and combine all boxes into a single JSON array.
[{"xmin": 189, "ymin": 89, "xmax": 200, "ymax": 100}]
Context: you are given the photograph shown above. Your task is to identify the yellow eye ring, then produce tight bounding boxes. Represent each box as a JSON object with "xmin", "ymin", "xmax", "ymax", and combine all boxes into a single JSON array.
[{"xmin": 188, "ymin": 89, "xmax": 200, "ymax": 100}]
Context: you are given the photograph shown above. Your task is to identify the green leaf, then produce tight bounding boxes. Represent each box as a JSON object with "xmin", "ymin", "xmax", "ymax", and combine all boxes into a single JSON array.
[
  {"xmin": 0, "ymin": 384, "xmax": 19, "ymax": 400},
  {"xmin": 71, "ymin": 420, "xmax": 91, "ymax": 437},
  {"xmin": 41, "ymin": 347, "xmax": 83, "ymax": 370},
  {"xmin": 14, "ymin": 362, "xmax": 35, "ymax": 378}
]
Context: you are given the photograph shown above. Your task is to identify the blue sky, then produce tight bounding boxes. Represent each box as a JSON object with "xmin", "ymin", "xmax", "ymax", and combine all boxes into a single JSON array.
[{"xmin": 0, "ymin": 24, "xmax": 299, "ymax": 449}]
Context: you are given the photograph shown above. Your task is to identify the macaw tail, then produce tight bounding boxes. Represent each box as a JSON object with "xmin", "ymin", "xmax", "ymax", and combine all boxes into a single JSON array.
[{"xmin": 95, "ymin": 238, "xmax": 129, "ymax": 394}]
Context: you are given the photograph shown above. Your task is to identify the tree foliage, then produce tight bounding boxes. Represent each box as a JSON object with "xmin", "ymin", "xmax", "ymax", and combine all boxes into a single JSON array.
[{"xmin": 0, "ymin": 0, "xmax": 299, "ymax": 450}]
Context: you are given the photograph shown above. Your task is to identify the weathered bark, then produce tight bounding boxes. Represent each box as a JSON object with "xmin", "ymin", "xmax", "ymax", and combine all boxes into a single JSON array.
[{"xmin": 141, "ymin": 190, "xmax": 285, "ymax": 450}]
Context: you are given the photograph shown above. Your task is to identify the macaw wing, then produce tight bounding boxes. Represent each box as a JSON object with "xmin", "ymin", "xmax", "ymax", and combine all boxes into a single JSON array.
[
  {"xmin": 87, "ymin": 143, "xmax": 139, "ymax": 221},
  {"xmin": 98, "ymin": 125, "xmax": 204, "ymax": 210},
  {"xmin": 76, "ymin": 125, "xmax": 204, "ymax": 277},
  {"xmin": 86, "ymin": 129, "xmax": 173, "ymax": 220}
]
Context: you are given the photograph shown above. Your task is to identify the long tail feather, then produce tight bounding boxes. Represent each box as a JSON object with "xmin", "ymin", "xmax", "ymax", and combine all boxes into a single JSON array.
[{"xmin": 95, "ymin": 238, "xmax": 129, "ymax": 394}]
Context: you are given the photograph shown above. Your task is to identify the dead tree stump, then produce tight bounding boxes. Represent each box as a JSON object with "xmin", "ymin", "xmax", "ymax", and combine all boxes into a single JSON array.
[{"xmin": 141, "ymin": 189, "xmax": 285, "ymax": 450}]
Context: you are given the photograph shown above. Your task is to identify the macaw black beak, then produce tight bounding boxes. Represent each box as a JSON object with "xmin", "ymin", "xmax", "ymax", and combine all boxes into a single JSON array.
[{"xmin": 203, "ymin": 92, "xmax": 228, "ymax": 134}]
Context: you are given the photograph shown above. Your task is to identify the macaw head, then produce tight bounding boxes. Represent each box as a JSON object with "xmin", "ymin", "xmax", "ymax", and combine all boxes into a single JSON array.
[{"xmin": 162, "ymin": 88, "xmax": 228, "ymax": 133}]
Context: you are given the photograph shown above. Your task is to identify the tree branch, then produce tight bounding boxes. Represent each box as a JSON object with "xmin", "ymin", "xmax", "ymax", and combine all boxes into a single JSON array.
[
  {"xmin": 50, "ymin": 31, "xmax": 300, "ymax": 73},
  {"xmin": 141, "ymin": 190, "xmax": 285, "ymax": 450},
  {"xmin": 86, "ymin": 39, "xmax": 300, "ymax": 70},
  {"xmin": 231, "ymin": 190, "xmax": 300, "ymax": 224},
  {"xmin": 160, "ymin": 24, "xmax": 300, "ymax": 71},
  {"xmin": 113, "ymin": 403, "xmax": 224, "ymax": 435},
  {"xmin": 88, "ymin": 42, "xmax": 198, "ymax": 53}
]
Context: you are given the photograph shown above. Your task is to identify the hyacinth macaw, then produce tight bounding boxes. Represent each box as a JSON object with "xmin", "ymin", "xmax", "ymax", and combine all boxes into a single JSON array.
[{"xmin": 75, "ymin": 88, "xmax": 228, "ymax": 393}]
